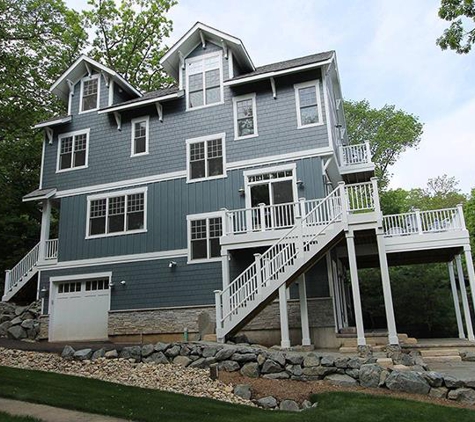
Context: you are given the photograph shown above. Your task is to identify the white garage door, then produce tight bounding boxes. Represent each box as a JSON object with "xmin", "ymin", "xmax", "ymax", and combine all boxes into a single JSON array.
[{"xmin": 50, "ymin": 275, "xmax": 110, "ymax": 342}]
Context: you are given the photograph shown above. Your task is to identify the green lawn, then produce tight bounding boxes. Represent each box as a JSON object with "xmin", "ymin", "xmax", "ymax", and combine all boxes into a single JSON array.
[
  {"xmin": 0, "ymin": 366, "xmax": 473, "ymax": 422},
  {"xmin": 0, "ymin": 412, "xmax": 42, "ymax": 422}
]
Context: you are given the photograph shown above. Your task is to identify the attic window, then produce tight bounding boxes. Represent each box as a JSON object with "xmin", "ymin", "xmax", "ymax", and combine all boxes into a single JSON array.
[
  {"xmin": 186, "ymin": 52, "xmax": 223, "ymax": 110},
  {"xmin": 80, "ymin": 74, "xmax": 100, "ymax": 113}
]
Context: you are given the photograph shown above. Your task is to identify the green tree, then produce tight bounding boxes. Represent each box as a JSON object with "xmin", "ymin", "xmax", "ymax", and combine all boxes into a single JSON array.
[
  {"xmin": 344, "ymin": 99, "xmax": 424, "ymax": 188},
  {"xmin": 83, "ymin": 0, "xmax": 176, "ymax": 92},
  {"xmin": 464, "ymin": 188, "xmax": 475, "ymax": 252},
  {"xmin": 437, "ymin": 0, "xmax": 475, "ymax": 54}
]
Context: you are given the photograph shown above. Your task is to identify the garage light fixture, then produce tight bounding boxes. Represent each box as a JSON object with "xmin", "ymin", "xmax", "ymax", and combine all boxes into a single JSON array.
[{"xmin": 169, "ymin": 261, "xmax": 177, "ymax": 268}]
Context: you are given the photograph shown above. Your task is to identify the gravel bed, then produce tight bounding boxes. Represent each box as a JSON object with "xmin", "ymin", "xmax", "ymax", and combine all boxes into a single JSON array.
[{"xmin": 0, "ymin": 348, "xmax": 253, "ymax": 407}]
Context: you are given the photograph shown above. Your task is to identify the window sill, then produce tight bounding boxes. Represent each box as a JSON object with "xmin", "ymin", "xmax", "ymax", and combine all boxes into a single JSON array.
[
  {"xmin": 186, "ymin": 101, "xmax": 224, "ymax": 112},
  {"xmin": 187, "ymin": 257, "xmax": 222, "ymax": 265},
  {"xmin": 297, "ymin": 122, "xmax": 324, "ymax": 130},
  {"xmin": 56, "ymin": 165, "xmax": 88, "ymax": 174},
  {"xmin": 86, "ymin": 228, "xmax": 147, "ymax": 240},
  {"xmin": 130, "ymin": 152, "xmax": 150, "ymax": 158},
  {"xmin": 235, "ymin": 133, "xmax": 259, "ymax": 141},
  {"xmin": 186, "ymin": 174, "xmax": 227, "ymax": 184}
]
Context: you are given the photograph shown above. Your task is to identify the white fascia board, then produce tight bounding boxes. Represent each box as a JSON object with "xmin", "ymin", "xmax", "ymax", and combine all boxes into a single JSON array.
[
  {"xmin": 33, "ymin": 116, "xmax": 72, "ymax": 129},
  {"xmin": 224, "ymin": 58, "xmax": 334, "ymax": 87},
  {"xmin": 98, "ymin": 92, "xmax": 181, "ymax": 114}
]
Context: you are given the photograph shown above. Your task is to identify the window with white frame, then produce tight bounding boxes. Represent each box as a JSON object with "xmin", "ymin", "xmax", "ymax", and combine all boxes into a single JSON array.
[
  {"xmin": 186, "ymin": 52, "xmax": 222, "ymax": 109},
  {"xmin": 188, "ymin": 215, "xmax": 222, "ymax": 261},
  {"xmin": 87, "ymin": 189, "xmax": 146, "ymax": 238},
  {"xmin": 80, "ymin": 74, "xmax": 100, "ymax": 112},
  {"xmin": 58, "ymin": 282, "xmax": 82, "ymax": 294},
  {"xmin": 187, "ymin": 134, "xmax": 225, "ymax": 181},
  {"xmin": 57, "ymin": 130, "xmax": 89, "ymax": 172},
  {"xmin": 131, "ymin": 117, "xmax": 149, "ymax": 156},
  {"xmin": 233, "ymin": 93, "xmax": 258, "ymax": 139},
  {"xmin": 295, "ymin": 80, "xmax": 322, "ymax": 128}
]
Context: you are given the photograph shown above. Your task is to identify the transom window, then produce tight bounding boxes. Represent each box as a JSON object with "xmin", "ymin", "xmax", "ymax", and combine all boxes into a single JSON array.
[
  {"xmin": 57, "ymin": 130, "xmax": 89, "ymax": 172},
  {"xmin": 189, "ymin": 215, "xmax": 223, "ymax": 261},
  {"xmin": 186, "ymin": 53, "xmax": 222, "ymax": 109},
  {"xmin": 85, "ymin": 278, "xmax": 109, "ymax": 291},
  {"xmin": 131, "ymin": 117, "xmax": 149, "ymax": 156},
  {"xmin": 81, "ymin": 75, "xmax": 100, "ymax": 112},
  {"xmin": 87, "ymin": 189, "xmax": 146, "ymax": 238},
  {"xmin": 58, "ymin": 282, "xmax": 81, "ymax": 294},
  {"xmin": 295, "ymin": 80, "xmax": 322, "ymax": 128},
  {"xmin": 187, "ymin": 134, "xmax": 225, "ymax": 182},
  {"xmin": 233, "ymin": 93, "xmax": 258, "ymax": 140}
]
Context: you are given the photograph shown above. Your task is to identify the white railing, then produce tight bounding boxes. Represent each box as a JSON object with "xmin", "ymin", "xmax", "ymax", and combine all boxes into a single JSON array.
[
  {"xmin": 4, "ymin": 242, "xmax": 40, "ymax": 295},
  {"xmin": 340, "ymin": 142, "xmax": 371, "ymax": 166},
  {"xmin": 383, "ymin": 206, "xmax": 465, "ymax": 237},
  {"xmin": 344, "ymin": 180, "xmax": 378, "ymax": 213},
  {"xmin": 216, "ymin": 185, "xmax": 344, "ymax": 337},
  {"xmin": 45, "ymin": 239, "xmax": 58, "ymax": 260}
]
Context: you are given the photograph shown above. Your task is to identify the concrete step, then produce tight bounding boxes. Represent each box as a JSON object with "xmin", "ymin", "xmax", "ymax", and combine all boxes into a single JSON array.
[
  {"xmin": 423, "ymin": 355, "xmax": 462, "ymax": 363},
  {"xmin": 420, "ymin": 349, "xmax": 460, "ymax": 357},
  {"xmin": 340, "ymin": 334, "xmax": 416, "ymax": 347}
]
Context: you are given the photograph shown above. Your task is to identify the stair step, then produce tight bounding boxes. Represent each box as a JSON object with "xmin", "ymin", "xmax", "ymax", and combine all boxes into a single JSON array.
[
  {"xmin": 420, "ymin": 349, "xmax": 461, "ymax": 357},
  {"xmin": 423, "ymin": 356, "xmax": 462, "ymax": 363}
]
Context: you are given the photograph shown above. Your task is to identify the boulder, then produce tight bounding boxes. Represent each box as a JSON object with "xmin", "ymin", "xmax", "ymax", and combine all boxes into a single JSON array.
[
  {"xmin": 215, "ymin": 347, "xmax": 236, "ymax": 361},
  {"xmin": 444, "ymin": 376, "xmax": 465, "ymax": 389},
  {"xmin": 26, "ymin": 328, "xmax": 36, "ymax": 340},
  {"xmin": 91, "ymin": 348, "xmax": 105, "ymax": 360},
  {"xmin": 325, "ymin": 373, "xmax": 358, "ymax": 387},
  {"xmin": 61, "ymin": 345, "xmax": 75, "ymax": 360},
  {"xmin": 240, "ymin": 362, "xmax": 259, "ymax": 378},
  {"xmin": 20, "ymin": 319, "xmax": 35, "ymax": 330},
  {"xmin": 74, "ymin": 348, "xmax": 92, "ymax": 361},
  {"xmin": 202, "ymin": 346, "xmax": 219, "ymax": 358},
  {"xmin": 7, "ymin": 325, "xmax": 26, "ymax": 340},
  {"xmin": 347, "ymin": 357, "xmax": 362, "ymax": 369},
  {"xmin": 385, "ymin": 371, "xmax": 430, "ymax": 395},
  {"xmin": 173, "ymin": 356, "xmax": 191, "ymax": 367},
  {"xmin": 231, "ymin": 353, "xmax": 256, "ymax": 363},
  {"xmin": 165, "ymin": 345, "xmax": 181, "ymax": 358},
  {"xmin": 279, "ymin": 400, "xmax": 299, "ymax": 412},
  {"xmin": 462, "ymin": 351, "xmax": 475, "ymax": 362},
  {"xmin": 154, "ymin": 342, "xmax": 170, "ymax": 352},
  {"xmin": 447, "ymin": 388, "xmax": 475, "ymax": 405},
  {"xmin": 219, "ymin": 360, "xmax": 240, "ymax": 372},
  {"xmin": 234, "ymin": 384, "xmax": 252, "ymax": 400},
  {"xmin": 286, "ymin": 354, "xmax": 304, "ymax": 366},
  {"xmin": 268, "ymin": 352, "xmax": 286, "ymax": 366},
  {"xmin": 105, "ymin": 349, "xmax": 119, "ymax": 359},
  {"xmin": 303, "ymin": 366, "xmax": 336, "ymax": 377},
  {"xmin": 180, "ymin": 345, "xmax": 191, "ymax": 356},
  {"xmin": 320, "ymin": 356, "xmax": 335, "ymax": 367},
  {"xmin": 261, "ymin": 359, "xmax": 282, "ymax": 374},
  {"xmin": 143, "ymin": 351, "xmax": 169, "ymax": 365},
  {"xmin": 421, "ymin": 371, "xmax": 444, "ymax": 388},
  {"xmin": 303, "ymin": 353, "xmax": 320, "ymax": 367},
  {"xmin": 345, "ymin": 368, "xmax": 360, "ymax": 379},
  {"xmin": 141, "ymin": 344, "xmax": 155, "ymax": 358},
  {"xmin": 257, "ymin": 354, "xmax": 267, "ymax": 366},
  {"xmin": 286, "ymin": 364, "xmax": 303, "ymax": 376},
  {"xmin": 10, "ymin": 316, "xmax": 23, "ymax": 326},
  {"xmin": 359, "ymin": 364, "xmax": 383, "ymax": 388},
  {"xmin": 257, "ymin": 396, "xmax": 277, "ymax": 409},
  {"xmin": 120, "ymin": 346, "xmax": 141, "ymax": 362},
  {"xmin": 0, "ymin": 321, "xmax": 12, "ymax": 336},
  {"xmin": 334, "ymin": 357, "xmax": 350, "ymax": 369},
  {"xmin": 263, "ymin": 372, "xmax": 290, "ymax": 380},
  {"xmin": 14, "ymin": 306, "xmax": 28, "ymax": 316},
  {"xmin": 188, "ymin": 358, "xmax": 206, "ymax": 369},
  {"xmin": 301, "ymin": 400, "xmax": 313, "ymax": 410},
  {"xmin": 429, "ymin": 387, "xmax": 448, "ymax": 399}
]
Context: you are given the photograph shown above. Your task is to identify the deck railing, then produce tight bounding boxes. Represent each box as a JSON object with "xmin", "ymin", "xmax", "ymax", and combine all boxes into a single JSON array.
[
  {"xmin": 4, "ymin": 242, "xmax": 40, "ymax": 295},
  {"xmin": 45, "ymin": 239, "xmax": 59, "ymax": 260},
  {"xmin": 339, "ymin": 142, "xmax": 372, "ymax": 166},
  {"xmin": 344, "ymin": 180, "xmax": 378, "ymax": 213}
]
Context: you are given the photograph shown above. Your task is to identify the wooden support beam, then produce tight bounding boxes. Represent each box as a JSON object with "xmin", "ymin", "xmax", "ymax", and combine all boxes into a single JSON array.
[
  {"xmin": 199, "ymin": 30, "xmax": 206, "ymax": 49},
  {"xmin": 66, "ymin": 79, "xmax": 74, "ymax": 96},
  {"xmin": 101, "ymin": 71, "xmax": 110, "ymax": 87},
  {"xmin": 221, "ymin": 40, "xmax": 228, "ymax": 59},
  {"xmin": 270, "ymin": 77, "xmax": 277, "ymax": 99},
  {"xmin": 155, "ymin": 102, "xmax": 163, "ymax": 122},
  {"xmin": 113, "ymin": 112, "xmax": 122, "ymax": 131},
  {"xmin": 45, "ymin": 127, "xmax": 53, "ymax": 144},
  {"xmin": 85, "ymin": 62, "xmax": 92, "ymax": 76},
  {"xmin": 178, "ymin": 51, "xmax": 185, "ymax": 69}
]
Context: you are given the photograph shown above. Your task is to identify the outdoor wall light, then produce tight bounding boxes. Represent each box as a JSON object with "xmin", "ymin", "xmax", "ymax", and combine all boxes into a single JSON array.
[
  {"xmin": 238, "ymin": 188, "xmax": 245, "ymax": 195},
  {"xmin": 297, "ymin": 179, "xmax": 304, "ymax": 187},
  {"xmin": 120, "ymin": 280, "xmax": 127, "ymax": 285},
  {"xmin": 40, "ymin": 287, "xmax": 48, "ymax": 293},
  {"xmin": 169, "ymin": 261, "xmax": 177, "ymax": 268}
]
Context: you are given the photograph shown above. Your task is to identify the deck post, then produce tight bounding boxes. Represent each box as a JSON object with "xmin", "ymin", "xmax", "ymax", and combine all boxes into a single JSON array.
[
  {"xmin": 463, "ymin": 246, "xmax": 475, "ymax": 311},
  {"xmin": 38, "ymin": 199, "xmax": 51, "ymax": 262},
  {"xmin": 4, "ymin": 270, "xmax": 11, "ymax": 297},
  {"xmin": 258, "ymin": 203, "xmax": 266, "ymax": 231},
  {"xmin": 254, "ymin": 253, "xmax": 262, "ymax": 300},
  {"xmin": 345, "ymin": 230, "xmax": 366, "ymax": 346},
  {"xmin": 455, "ymin": 255, "xmax": 475, "ymax": 342},
  {"xmin": 298, "ymin": 274, "xmax": 311, "ymax": 346},
  {"xmin": 214, "ymin": 290, "xmax": 224, "ymax": 342},
  {"xmin": 448, "ymin": 262, "xmax": 465, "ymax": 339},
  {"xmin": 279, "ymin": 284, "xmax": 291, "ymax": 349},
  {"xmin": 376, "ymin": 230, "xmax": 399, "ymax": 345}
]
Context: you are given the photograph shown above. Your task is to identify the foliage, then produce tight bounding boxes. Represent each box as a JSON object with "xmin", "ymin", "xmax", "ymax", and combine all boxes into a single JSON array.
[
  {"xmin": 83, "ymin": 0, "xmax": 176, "ymax": 92},
  {"xmin": 0, "ymin": 411, "xmax": 42, "ymax": 422},
  {"xmin": 344, "ymin": 99, "xmax": 424, "ymax": 187},
  {"xmin": 437, "ymin": 0, "xmax": 475, "ymax": 54},
  {"xmin": 465, "ymin": 189, "xmax": 475, "ymax": 252}
]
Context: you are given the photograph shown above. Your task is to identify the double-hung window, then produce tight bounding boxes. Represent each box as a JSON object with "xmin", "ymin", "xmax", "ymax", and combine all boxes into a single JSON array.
[
  {"xmin": 131, "ymin": 116, "xmax": 149, "ymax": 156},
  {"xmin": 233, "ymin": 93, "xmax": 258, "ymax": 140},
  {"xmin": 80, "ymin": 74, "xmax": 100, "ymax": 113},
  {"xmin": 188, "ymin": 213, "xmax": 223, "ymax": 262},
  {"xmin": 57, "ymin": 129, "xmax": 89, "ymax": 172},
  {"xmin": 87, "ymin": 188, "xmax": 146, "ymax": 238},
  {"xmin": 294, "ymin": 80, "xmax": 323, "ymax": 128},
  {"xmin": 186, "ymin": 52, "xmax": 223, "ymax": 110},
  {"xmin": 187, "ymin": 134, "xmax": 226, "ymax": 182}
]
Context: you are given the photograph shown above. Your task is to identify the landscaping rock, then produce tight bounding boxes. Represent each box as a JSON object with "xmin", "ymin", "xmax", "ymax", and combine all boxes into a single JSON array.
[
  {"xmin": 234, "ymin": 384, "xmax": 252, "ymax": 400},
  {"xmin": 91, "ymin": 348, "xmax": 105, "ymax": 360},
  {"xmin": 231, "ymin": 353, "xmax": 256, "ymax": 363},
  {"xmin": 345, "ymin": 368, "xmax": 360, "ymax": 379},
  {"xmin": 14, "ymin": 306, "xmax": 28, "ymax": 316},
  {"xmin": 263, "ymin": 372, "xmax": 290, "ymax": 380},
  {"xmin": 202, "ymin": 346, "xmax": 219, "ymax": 358},
  {"xmin": 357, "ymin": 345, "xmax": 373, "ymax": 358},
  {"xmin": 447, "ymin": 388, "xmax": 475, "ymax": 405},
  {"xmin": 325, "ymin": 373, "xmax": 358, "ymax": 387},
  {"xmin": 7, "ymin": 325, "xmax": 26, "ymax": 340},
  {"xmin": 10, "ymin": 316, "xmax": 23, "ymax": 326},
  {"xmin": 286, "ymin": 354, "xmax": 304, "ymax": 366},
  {"xmin": 286, "ymin": 364, "xmax": 303, "ymax": 376},
  {"xmin": 165, "ymin": 345, "xmax": 180, "ymax": 358},
  {"xmin": 154, "ymin": 342, "xmax": 170, "ymax": 352},
  {"xmin": 257, "ymin": 353, "xmax": 267, "ymax": 366},
  {"xmin": 219, "ymin": 360, "xmax": 240, "ymax": 372},
  {"xmin": 261, "ymin": 359, "xmax": 282, "ymax": 374},
  {"xmin": 429, "ymin": 387, "xmax": 448, "ymax": 399},
  {"xmin": 303, "ymin": 366, "xmax": 336, "ymax": 377},
  {"xmin": 348, "ymin": 357, "xmax": 362, "ymax": 369},
  {"xmin": 385, "ymin": 371, "xmax": 430, "ymax": 395},
  {"xmin": 215, "ymin": 347, "xmax": 235, "ymax": 361},
  {"xmin": 173, "ymin": 356, "xmax": 191, "ymax": 367},
  {"xmin": 301, "ymin": 400, "xmax": 313, "ymax": 410},
  {"xmin": 61, "ymin": 345, "xmax": 75, "ymax": 360},
  {"xmin": 141, "ymin": 344, "xmax": 155, "ymax": 358},
  {"xmin": 73, "ymin": 348, "xmax": 92, "ymax": 361},
  {"xmin": 444, "ymin": 376, "xmax": 465, "ymax": 389},
  {"xmin": 241, "ymin": 362, "xmax": 259, "ymax": 378},
  {"xmin": 359, "ymin": 364, "xmax": 383, "ymax": 388},
  {"xmin": 20, "ymin": 319, "xmax": 34, "ymax": 330},
  {"xmin": 421, "ymin": 371, "xmax": 444, "ymax": 388},
  {"xmin": 334, "ymin": 357, "xmax": 350, "ymax": 369},
  {"xmin": 280, "ymin": 399, "xmax": 299, "ymax": 412},
  {"xmin": 303, "ymin": 353, "xmax": 320, "ymax": 367},
  {"xmin": 188, "ymin": 358, "xmax": 206, "ymax": 369},
  {"xmin": 257, "ymin": 396, "xmax": 278, "ymax": 409},
  {"xmin": 268, "ymin": 352, "xmax": 286, "ymax": 366},
  {"xmin": 143, "ymin": 351, "xmax": 168, "ymax": 364},
  {"xmin": 321, "ymin": 356, "xmax": 335, "ymax": 367},
  {"xmin": 105, "ymin": 349, "xmax": 118, "ymax": 359},
  {"xmin": 462, "ymin": 351, "xmax": 475, "ymax": 362},
  {"xmin": 0, "ymin": 321, "xmax": 12, "ymax": 336},
  {"xmin": 179, "ymin": 345, "xmax": 191, "ymax": 356},
  {"xmin": 120, "ymin": 346, "xmax": 141, "ymax": 362}
]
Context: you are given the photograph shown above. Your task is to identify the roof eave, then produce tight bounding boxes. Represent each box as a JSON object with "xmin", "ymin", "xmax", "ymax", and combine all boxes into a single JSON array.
[
  {"xmin": 33, "ymin": 116, "xmax": 72, "ymax": 129},
  {"xmin": 98, "ymin": 91, "xmax": 184, "ymax": 114}
]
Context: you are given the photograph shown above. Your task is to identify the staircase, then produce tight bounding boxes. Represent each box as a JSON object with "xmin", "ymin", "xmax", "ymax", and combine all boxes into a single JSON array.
[{"xmin": 215, "ymin": 186, "xmax": 347, "ymax": 341}]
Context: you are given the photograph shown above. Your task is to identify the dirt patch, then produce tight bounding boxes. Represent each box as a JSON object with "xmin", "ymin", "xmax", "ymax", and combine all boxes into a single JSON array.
[{"xmin": 219, "ymin": 371, "xmax": 475, "ymax": 411}]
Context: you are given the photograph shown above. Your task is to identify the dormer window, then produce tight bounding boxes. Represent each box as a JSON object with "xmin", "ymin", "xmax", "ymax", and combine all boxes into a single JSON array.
[
  {"xmin": 80, "ymin": 74, "xmax": 100, "ymax": 113},
  {"xmin": 186, "ymin": 52, "xmax": 223, "ymax": 110}
]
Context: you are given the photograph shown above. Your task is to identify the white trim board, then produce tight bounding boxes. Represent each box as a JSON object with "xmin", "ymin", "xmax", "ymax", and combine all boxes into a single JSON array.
[{"xmin": 50, "ymin": 272, "xmax": 113, "ymax": 283}]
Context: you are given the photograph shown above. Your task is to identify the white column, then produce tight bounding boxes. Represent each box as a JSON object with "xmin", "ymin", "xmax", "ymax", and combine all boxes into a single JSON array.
[
  {"xmin": 464, "ymin": 246, "xmax": 475, "ymax": 311},
  {"xmin": 448, "ymin": 262, "xmax": 465, "ymax": 339},
  {"xmin": 279, "ymin": 284, "xmax": 291, "ymax": 348},
  {"xmin": 376, "ymin": 231, "xmax": 399, "ymax": 345},
  {"xmin": 345, "ymin": 231, "xmax": 366, "ymax": 346},
  {"xmin": 38, "ymin": 199, "xmax": 51, "ymax": 261},
  {"xmin": 327, "ymin": 253, "xmax": 341, "ymax": 333},
  {"xmin": 221, "ymin": 249, "xmax": 230, "ymax": 289},
  {"xmin": 455, "ymin": 255, "xmax": 475, "ymax": 341},
  {"xmin": 298, "ymin": 275, "xmax": 311, "ymax": 346}
]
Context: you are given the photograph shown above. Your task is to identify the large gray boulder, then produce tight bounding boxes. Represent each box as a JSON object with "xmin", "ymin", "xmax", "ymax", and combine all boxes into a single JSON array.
[
  {"xmin": 359, "ymin": 364, "xmax": 383, "ymax": 388},
  {"xmin": 74, "ymin": 348, "xmax": 93, "ymax": 361},
  {"xmin": 429, "ymin": 387, "xmax": 448, "ymax": 399},
  {"xmin": 0, "ymin": 321, "xmax": 12, "ymax": 336},
  {"xmin": 105, "ymin": 349, "xmax": 119, "ymax": 359},
  {"xmin": 154, "ymin": 342, "xmax": 170, "ymax": 352},
  {"xmin": 215, "ymin": 347, "xmax": 236, "ymax": 361},
  {"xmin": 240, "ymin": 362, "xmax": 259, "ymax": 378},
  {"xmin": 10, "ymin": 316, "xmax": 23, "ymax": 326},
  {"xmin": 279, "ymin": 400, "xmax": 299, "ymax": 412},
  {"xmin": 165, "ymin": 345, "xmax": 181, "ymax": 358},
  {"xmin": 234, "ymin": 384, "xmax": 252, "ymax": 400},
  {"xmin": 444, "ymin": 376, "xmax": 465, "ymax": 389},
  {"xmin": 263, "ymin": 372, "xmax": 289, "ymax": 380},
  {"xmin": 257, "ymin": 396, "xmax": 277, "ymax": 409},
  {"xmin": 20, "ymin": 319, "xmax": 34, "ymax": 330},
  {"xmin": 173, "ymin": 355, "xmax": 192, "ymax": 367},
  {"xmin": 303, "ymin": 366, "xmax": 336, "ymax": 378},
  {"xmin": 61, "ymin": 345, "xmax": 75, "ymax": 360},
  {"xmin": 231, "ymin": 353, "xmax": 256, "ymax": 363},
  {"xmin": 7, "ymin": 325, "xmax": 26, "ymax": 340},
  {"xmin": 303, "ymin": 353, "xmax": 320, "ymax": 367},
  {"xmin": 261, "ymin": 359, "xmax": 282, "ymax": 374},
  {"xmin": 141, "ymin": 344, "xmax": 155, "ymax": 358},
  {"xmin": 421, "ymin": 371, "xmax": 444, "ymax": 388},
  {"xmin": 286, "ymin": 354, "xmax": 304, "ymax": 366},
  {"xmin": 91, "ymin": 348, "xmax": 105, "ymax": 360},
  {"xmin": 325, "ymin": 373, "xmax": 358, "ymax": 386},
  {"xmin": 202, "ymin": 346, "xmax": 219, "ymax": 358},
  {"xmin": 143, "ymin": 351, "xmax": 169, "ymax": 364},
  {"xmin": 218, "ymin": 360, "xmax": 240, "ymax": 372},
  {"xmin": 447, "ymin": 388, "xmax": 475, "ymax": 405},
  {"xmin": 385, "ymin": 371, "xmax": 430, "ymax": 395},
  {"xmin": 268, "ymin": 352, "xmax": 286, "ymax": 366}
]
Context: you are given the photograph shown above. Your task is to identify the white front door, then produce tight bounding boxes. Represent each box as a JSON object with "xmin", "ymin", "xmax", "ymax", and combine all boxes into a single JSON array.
[{"xmin": 50, "ymin": 275, "xmax": 111, "ymax": 342}]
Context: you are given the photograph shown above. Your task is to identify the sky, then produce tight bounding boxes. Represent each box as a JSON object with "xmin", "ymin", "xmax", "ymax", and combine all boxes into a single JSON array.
[{"xmin": 67, "ymin": 0, "xmax": 475, "ymax": 193}]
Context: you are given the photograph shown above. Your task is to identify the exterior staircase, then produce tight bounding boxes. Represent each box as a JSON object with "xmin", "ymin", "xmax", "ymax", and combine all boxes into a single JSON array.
[
  {"xmin": 338, "ymin": 330, "xmax": 418, "ymax": 353},
  {"xmin": 215, "ymin": 186, "xmax": 346, "ymax": 341}
]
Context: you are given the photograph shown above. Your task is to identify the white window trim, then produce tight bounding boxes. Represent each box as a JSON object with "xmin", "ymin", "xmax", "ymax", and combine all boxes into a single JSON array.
[
  {"xmin": 79, "ymin": 73, "xmax": 101, "ymax": 114},
  {"xmin": 243, "ymin": 163, "xmax": 298, "ymax": 210},
  {"xmin": 232, "ymin": 93, "xmax": 258, "ymax": 141},
  {"xmin": 130, "ymin": 116, "xmax": 150, "ymax": 157},
  {"xmin": 185, "ymin": 50, "xmax": 224, "ymax": 112},
  {"xmin": 294, "ymin": 80, "xmax": 324, "ymax": 129},
  {"xmin": 56, "ymin": 129, "xmax": 90, "ymax": 173},
  {"xmin": 85, "ymin": 187, "xmax": 148, "ymax": 239},
  {"xmin": 186, "ymin": 132, "xmax": 227, "ymax": 183},
  {"xmin": 186, "ymin": 211, "xmax": 225, "ymax": 264}
]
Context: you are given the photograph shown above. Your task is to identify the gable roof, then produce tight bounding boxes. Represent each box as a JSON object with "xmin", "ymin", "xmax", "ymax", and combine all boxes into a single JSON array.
[
  {"xmin": 50, "ymin": 55, "xmax": 142, "ymax": 102},
  {"xmin": 160, "ymin": 22, "xmax": 255, "ymax": 81}
]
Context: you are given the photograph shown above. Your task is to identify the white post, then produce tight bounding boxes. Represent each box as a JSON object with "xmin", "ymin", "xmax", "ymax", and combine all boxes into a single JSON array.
[
  {"xmin": 295, "ymin": 215, "xmax": 305, "ymax": 264},
  {"xmin": 258, "ymin": 203, "xmax": 266, "ymax": 231},
  {"xmin": 38, "ymin": 199, "xmax": 51, "ymax": 261},
  {"xmin": 338, "ymin": 145, "xmax": 344, "ymax": 166},
  {"xmin": 414, "ymin": 209, "xmax": 423, "ymax": 234},
  {"xmin": 371, "ymin": 177, "xmax": 382, "ymax": 217},
  {"xmin": 365, "ymin": 141, "xmax": 371, "ymax": 163},
  {"xmin": 298, "ymin": 275, "xmax": 311, "ymax": 346},
  {"xmin": 455, "ymin": 255, "xmax": 475, "ymax": 341},
  {"xmin": 299, "ymin": 197, "xmax": 306, "ymax": 220},
  {"xmin": 345, "ymin": 231, "xmax": 366, "ymax": 346},
  {"xmin": 279, "ymin": 284, "xmax": 291, "ymax": 348},
  {"xmin": 376, "ymin": 231, "xmax": 399, "ymax": 345},
  {"xmin": 221, "ymin": 249, "xmax": 230, "ymax": 288},
  {"xmin": 214, "ymin": 290, "xmax": 224, "ymax": 342},
  {"xmin": 448, "ymin": 262, "xmax": 465, "ymax": 339},
  {"xmin": 254, "ymin": 253, "xmax": 262, "ymax": 300},
  {"xmin": 457, "ymin": 204, "xmax": 466, "ymax": 230},
  {"xmin": 4, "ymin": 270, "xmax": 11, "ymax": 297},
  {"xmin": 463, "ymin": 246, "xmax": 475, "ymax": 311},
  {"xmin": 338, "ymin": 181, "xmax": 348, "ymax": 227}
]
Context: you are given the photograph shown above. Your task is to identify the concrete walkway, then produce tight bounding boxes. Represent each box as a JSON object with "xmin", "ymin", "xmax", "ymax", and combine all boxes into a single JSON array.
[{"xmin": 0, "ymin": 398, "xmax": 132, "ymax": 422}]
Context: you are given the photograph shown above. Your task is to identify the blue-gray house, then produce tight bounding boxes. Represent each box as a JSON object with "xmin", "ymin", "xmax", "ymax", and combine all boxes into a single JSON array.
[{"xmin": 4, "ymin": 23, "xmax": 475, "ymax": 349}]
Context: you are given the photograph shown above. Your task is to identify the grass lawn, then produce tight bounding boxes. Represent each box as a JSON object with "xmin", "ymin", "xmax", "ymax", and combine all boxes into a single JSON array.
[
  {"xmin": 0, "ymin": 365, "xmax": 474, "ymax": 422},
  {"xmin": 0, "ymin": 411, "xmax": 42, "ymax": 422}
]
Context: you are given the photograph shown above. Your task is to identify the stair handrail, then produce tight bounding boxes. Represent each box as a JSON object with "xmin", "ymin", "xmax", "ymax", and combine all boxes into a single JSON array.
[
  {"xmin": 218, "ymin": 185, "xmax": 344, "ymax": 326},
  {"xmin": 5, "ymin": 242, "xmax": 40, "ymax": 294}
]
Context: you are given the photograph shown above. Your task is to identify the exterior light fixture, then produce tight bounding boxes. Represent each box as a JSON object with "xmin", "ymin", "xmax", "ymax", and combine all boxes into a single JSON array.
[
  {"xmin": 297, "ymin": 179, "xmax": 304, "ymax": 187},
  {"xmin": 169, "ymin": 261, "xmax": 177, "ymax": 268},
  {"xmin": 238, "ymin": 188, "xmax": 245, "ymax": 195},
  {"xmin": 120, "ymin": 280, "xmax": 127, "ymax": 285}
]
